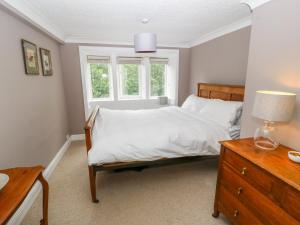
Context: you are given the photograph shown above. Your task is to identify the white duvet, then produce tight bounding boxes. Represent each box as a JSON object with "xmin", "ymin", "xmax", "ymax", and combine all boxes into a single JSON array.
[{"xmin": 88, "ymin": 106, "xmax": 231, "ymax": 165}]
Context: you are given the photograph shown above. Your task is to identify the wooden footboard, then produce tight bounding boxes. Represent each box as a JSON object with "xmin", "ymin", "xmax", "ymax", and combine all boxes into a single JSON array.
[
  {"xmin": 83, "ymin": 105, "xmax": 217, "ymax": 203},
  {"xmin": 84, "ymin": 106, "xmax": 100, "ymax": 203},
  {"xmin": 84, "ymin": 106, "xmax": 100, "ymax": 152}
]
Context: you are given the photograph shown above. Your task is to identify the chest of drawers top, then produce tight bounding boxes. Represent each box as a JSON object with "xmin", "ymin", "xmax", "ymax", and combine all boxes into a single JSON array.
[{"xmin": 221, "ymin": 138, "xmax": 300, "ymax": 191}]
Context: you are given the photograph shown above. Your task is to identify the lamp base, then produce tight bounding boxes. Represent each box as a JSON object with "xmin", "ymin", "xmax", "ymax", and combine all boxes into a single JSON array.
[{"xmin": 254, "ymin": 121, "xmax": 279, "ymax": 151}]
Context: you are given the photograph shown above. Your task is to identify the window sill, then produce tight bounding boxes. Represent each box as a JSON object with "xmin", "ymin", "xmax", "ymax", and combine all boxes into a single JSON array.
[
  {"xmin": 89, "ymin": 98, "xmax": 114, "ymax": 102},
  {"xmin": 118, "ymin": 98, "xmax": 144, "ymax": 101},
  {"xmin": 149, "ymin": 96, "xmax": 169, "ymax": 99},
  {"xmin": 88, "ymin": 98, "xmax": 171, "ymax": 103}
]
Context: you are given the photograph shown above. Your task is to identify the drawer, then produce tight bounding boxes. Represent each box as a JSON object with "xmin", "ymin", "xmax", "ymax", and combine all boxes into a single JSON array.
[
  {"xmin": 218, "ymin": 184, "xmax": 263, "ymax": 225},
  {"xmin": 221, "ymin": 163, "xmax": 299, "ymax": 225},
  {"xmin": 281, "ymin": 186, "xmax": 300, "ymax": 221},
  {"xmin": 223, "ymin": 148, "xmax": 274, "ymax": 192}
]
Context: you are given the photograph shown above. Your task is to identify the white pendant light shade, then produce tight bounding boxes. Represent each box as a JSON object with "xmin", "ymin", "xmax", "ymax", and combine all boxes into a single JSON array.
[{"xmin": 134, "ymin": 33, "xmax": 157, "ymax": 53}]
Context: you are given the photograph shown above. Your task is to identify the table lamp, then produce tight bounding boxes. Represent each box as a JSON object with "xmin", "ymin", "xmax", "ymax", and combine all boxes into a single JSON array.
[{"xmin": 252, "ymin": 90, "xmax": 296, "ymax": 150}]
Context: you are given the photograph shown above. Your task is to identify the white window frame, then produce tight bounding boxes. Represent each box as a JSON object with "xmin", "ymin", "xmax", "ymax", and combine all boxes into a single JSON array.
[
  {"xmin": 117, "ymin": 62, "xmax": 144, "ymax": 100},
  {"xmin": 87, "ymin": 62, "xmax": 114, "ymax": 101},
  {"xmin": 149, "ymin": 62, "xmax": 168, "ymax": 98},
  {"xmin": 79, "ymin": 46, "xmax": 179, "ymax": 119}
]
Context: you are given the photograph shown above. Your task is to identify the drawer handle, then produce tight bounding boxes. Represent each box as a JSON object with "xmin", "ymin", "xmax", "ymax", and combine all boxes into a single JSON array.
[
  {"xmin": 234, "ymin": 209, "xmax": 239, "ymax": 217},
  {"xmin": 237, "ymin": 187, "xmax": 243, "ymax": 195},
  {"xmin": 240, "ymin": 167, "xmax": 247, "ymax": 175}
]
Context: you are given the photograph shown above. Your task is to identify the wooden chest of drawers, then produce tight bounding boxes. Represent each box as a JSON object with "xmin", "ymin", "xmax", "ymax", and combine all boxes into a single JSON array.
[{"xmin": 213, "ymin": 138, "xmax": 300, "ymax": 225}]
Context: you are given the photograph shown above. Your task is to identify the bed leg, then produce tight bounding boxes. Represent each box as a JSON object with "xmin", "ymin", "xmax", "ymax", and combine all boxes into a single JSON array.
[{"xmin": 88, "ymin": 166, "xmax": 99, "ymax": 203}]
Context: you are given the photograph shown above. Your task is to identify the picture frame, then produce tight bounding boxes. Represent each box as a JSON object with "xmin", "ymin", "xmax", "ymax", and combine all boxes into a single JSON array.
[
  {"xmin": 40, "ymin": 48, "xmax": 53, "ymax": 76},
  {"xmin": 21, "ymin": 39, "xmax": 39, "ymax": 75}
]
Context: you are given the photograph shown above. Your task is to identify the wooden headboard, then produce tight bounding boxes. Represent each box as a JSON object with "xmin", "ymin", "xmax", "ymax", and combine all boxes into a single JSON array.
[{"xmin": 197, "ymin": 83, "xmax": 245, "ymax": 101}]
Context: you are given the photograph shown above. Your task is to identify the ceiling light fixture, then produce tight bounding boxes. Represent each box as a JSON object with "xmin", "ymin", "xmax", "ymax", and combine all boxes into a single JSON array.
[
  {"xmin": 134, "ymin": 18, "xmax": 157, "ymax": 53},
  {"xmin": 141, "ymin": 18, "xmax": 150, "ymax": 24}
]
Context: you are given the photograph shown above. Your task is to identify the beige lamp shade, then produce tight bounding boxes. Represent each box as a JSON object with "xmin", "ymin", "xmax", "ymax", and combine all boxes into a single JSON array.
[{"xmin": 252, "ymin": 90, "xmax": 296, "ymax": 122}]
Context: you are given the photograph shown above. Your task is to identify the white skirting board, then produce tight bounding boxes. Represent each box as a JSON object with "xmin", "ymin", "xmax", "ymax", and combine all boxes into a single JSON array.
[
  {"xmin": 7, "ymin": 134, "xmax": 85, "ymax": 225},
  {"xmin": 70, "ymin": 134, "xmax": 85, "ymax": 141}
]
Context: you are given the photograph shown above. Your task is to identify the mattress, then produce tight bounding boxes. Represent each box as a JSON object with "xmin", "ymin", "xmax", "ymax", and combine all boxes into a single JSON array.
[{"xmin": 88, "ymin": 106, "xmax": 231, "ymax": 165}]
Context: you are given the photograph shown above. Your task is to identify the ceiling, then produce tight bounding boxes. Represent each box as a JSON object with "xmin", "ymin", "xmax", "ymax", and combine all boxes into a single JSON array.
[{"xmin": 1, "ymin": 0, "xmax": 262, "ymax": 47}]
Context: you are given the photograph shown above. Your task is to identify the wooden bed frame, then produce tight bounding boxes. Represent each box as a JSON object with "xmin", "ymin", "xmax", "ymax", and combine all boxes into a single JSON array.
[{"xmin": 84, "ymin": 83, "xmax": 245, "ymax": 203}]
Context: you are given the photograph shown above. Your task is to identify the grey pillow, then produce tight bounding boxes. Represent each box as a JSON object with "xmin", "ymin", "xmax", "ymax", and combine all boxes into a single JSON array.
[
  {"xmin": 229, "ymin": 125, "xmax": 241, "ymax": 140},
  {"xmin": 232, "ymin": 107, "xmax": 243, "ymax": 126}
]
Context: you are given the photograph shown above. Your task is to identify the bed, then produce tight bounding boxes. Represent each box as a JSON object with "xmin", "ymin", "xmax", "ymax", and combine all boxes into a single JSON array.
[{"xmin": 84, "ymin": 83, "xmax": 245, "ymax": 202}]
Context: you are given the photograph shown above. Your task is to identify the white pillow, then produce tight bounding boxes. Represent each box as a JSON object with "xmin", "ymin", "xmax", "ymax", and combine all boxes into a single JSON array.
[
  {"xmin": 181, "ymin": 95, "xmax": 209, "ymax": 113},
  {"xmin": 199, "ymin": 99, "xmax": 243, "ymax": 128}
]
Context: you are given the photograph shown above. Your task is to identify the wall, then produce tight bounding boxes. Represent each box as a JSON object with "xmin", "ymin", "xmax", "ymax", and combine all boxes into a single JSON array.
[
  {"xmin": 178, "ymin": 48, "xmax": 191, "ymax": 104},
  {"xmin": 0, "ymin": 7, "xmax": 69, "ymax": 169},
  {"xmin": 189, "ymin": 27, "xmax": 251, "ymax": 94},
  {"xmin": 60, "ymin": 44, "xmax": 85, "ymax": 135},
  {"xmin": 60, "ymin": 43, "xmax": 190, "ymax": 134},
  {"xmin": 241, "ymin": 0, "xmax": 300, "ymax": 150}
]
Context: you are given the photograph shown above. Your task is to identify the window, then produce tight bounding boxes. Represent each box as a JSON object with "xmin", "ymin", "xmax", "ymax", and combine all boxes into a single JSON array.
[
  {"xmin": 150, "ymin": 58, "xmax": 168, "ymax": 97},
  {"xmin": 87, "ymin": 56, "xmax": 112, "ymax": 100},
  {"xmin": 117, "ymin": 57, "xmax": 143, "ymax": 99},
  {"xmin": 80, "ymin": 46, "xmax": 179, "ymax": 116}
]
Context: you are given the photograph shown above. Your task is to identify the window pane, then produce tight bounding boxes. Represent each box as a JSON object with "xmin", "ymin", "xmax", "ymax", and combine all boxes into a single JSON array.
[
  {"xmin": 150, "ymin": 64, "xmax": 166, "ymax": 96},
  {"xmin": 120, "ymin": 64, "xmax": 140, "ymax": 96},
  {"xmin": 90, "ymin": 64, "xmax": 110, "ymax": 98}
]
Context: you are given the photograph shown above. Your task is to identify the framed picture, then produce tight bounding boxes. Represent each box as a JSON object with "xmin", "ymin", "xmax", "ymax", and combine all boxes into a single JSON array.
[
  {"xmin": 40, "ymin": 48, "xmax": 53, "ymax": 76},
  {"xmin": 21, "ymin": 39, "xmax": 39, "ymax": 75}
]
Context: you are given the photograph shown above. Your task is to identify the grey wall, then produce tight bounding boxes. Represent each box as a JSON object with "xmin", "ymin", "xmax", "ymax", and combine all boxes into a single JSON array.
[
  {"xmin": 189, "ymin": 27, "xmax": 251, "ymax": 94},
  {"xmin": 60, "ymin": 43, "xmax": 191, "ymax": 134},
  {"xmin": 178, "ymin": 48, "xmax": 191, "ymax": 105},
  {"xmin": 0, "ymin": 7, "xmax": 69, "ymax": 169},
  {"xmin": 60, "ymin": 44, "xmax": 85, "ymax": 135},
  {"xmin": 241, "ymin": 0, "xmax": 300, "ymax": 150}
]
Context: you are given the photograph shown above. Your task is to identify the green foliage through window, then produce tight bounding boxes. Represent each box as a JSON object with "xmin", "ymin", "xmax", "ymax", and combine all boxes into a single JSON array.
[
  {"xmin": 90, "ymin": 64, "xmax": 110, "ymax": 98},
  {"xmin": 150, "ymin": 64, "xmax": 166, "ymax": 96},
  {"xmin": 89, "ymin": 60, "xmax": 168, "ymax": 100},
  {"xmin": 120, "ymin": 64, "xmax": 140, "ymax": 96}
]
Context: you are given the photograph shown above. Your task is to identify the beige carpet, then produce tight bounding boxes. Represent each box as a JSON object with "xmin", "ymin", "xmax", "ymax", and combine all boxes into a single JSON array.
[{"xmin": 22, "ymin": 141, "xmax": 230, "ymax": 225}]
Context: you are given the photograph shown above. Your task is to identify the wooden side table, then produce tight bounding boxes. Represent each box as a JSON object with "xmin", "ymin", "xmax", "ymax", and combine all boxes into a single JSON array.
[{"xmin": 0, "ymin": 166, "xmax": 49, "ymax": 225}]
